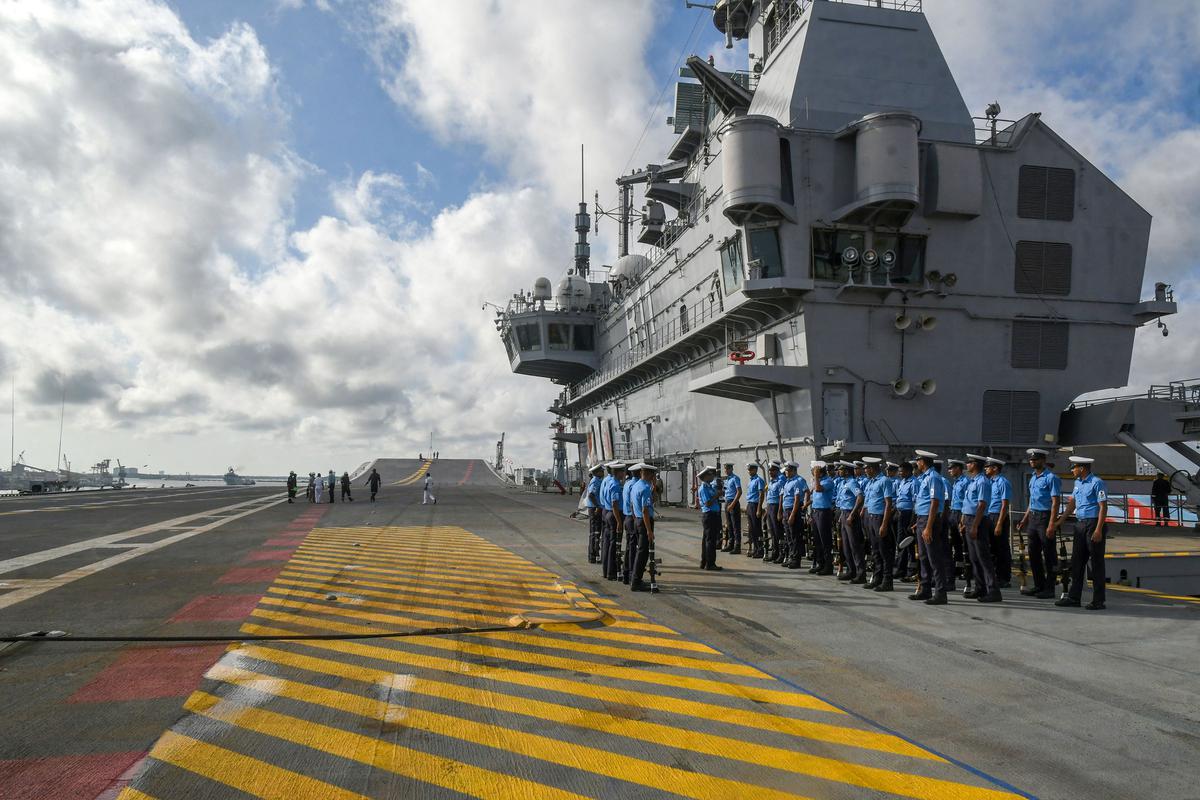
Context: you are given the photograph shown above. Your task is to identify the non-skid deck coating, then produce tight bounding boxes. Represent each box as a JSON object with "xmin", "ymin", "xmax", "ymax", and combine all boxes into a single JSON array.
[{"xmin": 117, "ymin": 524, "xmax": 1025, "ymax": 800}]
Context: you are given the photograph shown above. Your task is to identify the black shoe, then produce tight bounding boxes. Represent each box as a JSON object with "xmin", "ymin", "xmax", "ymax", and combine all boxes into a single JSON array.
[
  {"xmin": 703, "ymin": 564, "xmax": 724, "ymax": 571},
  {"xmin": 785, "ymin": 560, "xmax": 801, "ymax": 569},
  {"xmin": 836, "ymin": 571, "xmax": 852, "ymax": 581},
  {"xmin": 924, "ymin": 592, "xmax": 948, "ymax": 605},
  {"xmin": 699, "ymin": 561, "xmax": 708, "ymax": 570},
  {"xmin": 808, "ymin": 566, "xmax": 820, "ymax": 574},
  {"xmin": 630, "ymin": 582, "xmax": 649, "ymax": 592},
  {"xmin": 900, "ymin": 575, "xmax": 918, "ymax": 584},
  {"xmin": 962, "ymin": 589, "xmax": 979, "ymax": 599},
  {"xmin": 849, "ymin": 576, "xmax": 867, "ymax": 585},
  {"xmin": 978, "ymin": 591, "xmax": 1003, "ymax": 603},
  {"xmin": 908, "ymin": 591, "xmax": 932, "ymax": 601},
  {"xmin": 874, "ymin": 580, "xmax": 894, "ymax": 593},
  {"xmin": 1020, "ymin": 586, "xmax": 1039, "ymax": 596},
  {"xmin": 1055, "ymin": 597, "xmax": 1081, "ymax": 607},
  {"xmin": 818, "ymin": 567, "xmax": 834, "ymax": 576},
  {"xmin": 731, "ymin": 547, "xmax": 741, "ymax": 555},
  {"xmin": 1035, "ymin": 589, "xmax": 1056, "ymax": 599},
  {"xmin": 1085, "ymin": 601, "xmax": 1106, "ymax": 610}
]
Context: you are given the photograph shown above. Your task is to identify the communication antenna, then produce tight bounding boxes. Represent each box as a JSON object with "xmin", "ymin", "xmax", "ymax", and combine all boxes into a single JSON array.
[
  {"xmin": 574, "ymin": 144, "xmax": 592, "ymax": 279},
  {"xmin": 56, "ymin": 381, "xmax": 66, "ymax": 474}
]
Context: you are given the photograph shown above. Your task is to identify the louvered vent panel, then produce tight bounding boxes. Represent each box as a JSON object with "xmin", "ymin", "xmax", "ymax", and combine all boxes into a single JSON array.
[
  {"xmin": 1011, "ymin": 321, "xmax": 1042, "ymax": 368},
  {"xmin": 1039, "ymin": 322, "xmax": 1069, "ymax": 369},
  {"xmin": 1011, "ymin": 392, "xmax": 1041, "ymax": 442},
  {"xmin": 1017, "ymin": 166, "xmax": 1048, "ymax": 219},
  {"xmin": 1045, "ymin": 167, "xmax": 1076, "ymax": 221},
  {"xmin": 1042, "ymin": 242, "xmax": 1072, "ymax": 294},
  {"xmin": 1014, "ymin": 241, "xmax": 1072, "ymax": 295},
  {"xmin": 672, "ymin": 83, "xmax": 705, "ymax": 135},
  {"xmin": 1014, "ymin": 241, "xmax": 1043, "ymax": 294},
  {"xmin": 982, "ymin": 391, "xmax": 1013, "ymax": 443}
]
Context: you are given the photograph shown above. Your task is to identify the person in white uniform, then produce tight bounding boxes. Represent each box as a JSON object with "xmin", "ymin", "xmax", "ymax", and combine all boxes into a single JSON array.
[
  {"xmin": 314, "ymin": 473, "xmax": 325, "ymax": 505},
  {"xmin": 423, "ymin": 472, "xmax": 437, "ymax": 505}
]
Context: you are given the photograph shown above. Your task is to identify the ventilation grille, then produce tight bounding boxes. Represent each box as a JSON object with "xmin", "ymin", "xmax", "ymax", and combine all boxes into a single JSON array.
[
  {"xmin": 982, "ymin": 390, "xmax": 1041, "ymax": 443},
  {"xmin": 1017, "ymin": 165, "xmax": 1075, "ymax": 221},
  {"xmin": 1015, "ymin": 240, "xmax": 1072, "ymax": 295},
  {"xmin": 1011, "ymin": 321, "xmax": 1069, "ymax": 370},
  {"xmin": 671, "ymin": 83, "xmax": 705, "ymax": 135}
]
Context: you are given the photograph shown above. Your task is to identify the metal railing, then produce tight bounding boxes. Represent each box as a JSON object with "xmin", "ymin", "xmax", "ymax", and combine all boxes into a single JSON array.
[
  {"xmin": 1069, "ymin": 378, "xmax": 1200, "ymax": 409},
  {"xmin": 765, "ymin": 0, "xmax": 923, "ymax": 60},
  {"xmin": 973, "ymin": 117, "xmax": 1019, "ymax": 147}
]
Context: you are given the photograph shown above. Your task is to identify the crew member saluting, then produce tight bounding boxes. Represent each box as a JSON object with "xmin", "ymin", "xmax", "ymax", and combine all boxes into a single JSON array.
[
  {"xmin": 763, "ymin": 462, "xmax": 784, "ymax": 563},
  {"xmin": 722, "ymin": 464, "xmax": 743, "ymax": 554},
  {"xmin": 1017, "ymin": 449, "xmax": 1060, "ymax": 599},
  {"xmin": 587, "ymin": 464, "xmax": 604, "ymax": 564},
  {"xmin": 809, "ymin": 462, "xmax": 835, "ymax": 575},
  {"xmin": 783, "ymin": 462, "xmax": 809, "ymax": 569},
  {"xmin": 1054, "ymin": 456, "xmax": 1109, "ymax": 610},
  {"xmin": 744, "ymin": 463, "xmax": 765, "ymax": 558},
  {"xmin": 697, "ymin": 465, "xmax": 722, "ymax": 570}
]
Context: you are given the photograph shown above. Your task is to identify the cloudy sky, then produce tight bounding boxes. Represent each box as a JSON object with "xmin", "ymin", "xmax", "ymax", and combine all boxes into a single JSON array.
[{"xmin": 1, "ymin": 0, "xmax": 1197, "ymax": 475}]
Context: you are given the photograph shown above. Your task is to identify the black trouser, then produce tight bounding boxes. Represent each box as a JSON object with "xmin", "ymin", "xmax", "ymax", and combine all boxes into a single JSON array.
[
  {"xmin": 915, "ymin": 513, "xmax": 951, "ymax": 593},
  {"xmin": 1152, "ymin": 499, "xmax": 1168, "ymax": 525},
  {"xmin": 962, "ymin": 513, "xmax": 998, "ymax": 595},
  {"xmin": 369, "ymin": 485, "xmax": 379, "ymax": 501},
  {"xmin": 811, "ymin": 508, "xmax": 834, "ymax": 570},
  {"xmin": 1068, "ymin": 518, "xmax": 1105, "ymax": 603},
  {"xmin": 785, "ymin": 511, "xmax": 806, "ymax": 564},
  {"xmin": 989, "ymin": 512, "xmax": 1012, "ymax": 584},
  {"xmin": 893, "ymin": 509, "xmax": 915, "ymax": 576},
  {"xmin": 1025, "ymin": 510, "xmax": 1057, "ymax": 591},
  {"xmin": 623, "ymin": 523, "xmax": 638, "ymax": 583},
  {"xmin": 341, "ymin": 486, "xmax": 352, "ymax": 501},
  {"xmin": 701, "ymin": 510, "xmax": 721, "ymax": 567},
  {"xmin": 947, "ymin": 510, "xmax": 964, "ymax": 573},
  {"xmin": 724, "ymin": 501, "xmax": 742, "ymax": 549},
  {"xmin": 746, "ymin": 501, "xmax": 762, "ymax": 553},
  {"xmin": 839, "ymin": 511, "xmax": 866, "ymax": 577},
  {"xmin": 600, "ymin": 509, "xmax": 617, "ymax": 577},
  {"xmin": 631, "ymin": 518, "xmax": 652, "ymax": 586},
  {"xmin": 764, "ymin": 503, "xmax": 780, "ymax": 558},
  {"xmin": 588, "ymin": 507, "xmax": 603, "ymax": 562},
  {"xmin": 866, "ymin": 513, "xmax": 895, "ymax": 582}
]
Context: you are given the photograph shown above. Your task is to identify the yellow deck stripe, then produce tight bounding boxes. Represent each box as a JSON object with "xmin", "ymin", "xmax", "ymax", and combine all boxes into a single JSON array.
[
  {"xmin": 302, "ymin": 536, "xmax": 545, "ymax": 565},
  {"xmin": 390, "ymin": 461, "xmax": 432, "ymax": 486},
  {"xmin": 265, "ymin": 586, "xmax": 518, "ymax": 627},
  {"xmin": 142, "ymin": 730, "xmax": 368, "ymax": 800},
  {"xmin": 293, "ymin": 545, "xmax": 548, "ymax": 578},
  {"xmin": 256, "ymin": 595, "xmax": 516, "ymax": 630},
  {"xmin": 1107, "ymin": 584, "xmax": 1200, "ymax": 604},
  {"xmin": 230, "ymin": 645, "xmax": 934, "ymax": 762},
  {"xmin": 185, "ymin": 691, "xmax": 591, "ymax": 800},
  {"xmin": 242, "ymin": 616, "xmax": 840, "ymax": 712},
  {"xmin": 273, "ymin": 575, "xmax": 562, "ymax": 616},
  {"xmin": 115, "ymin": 790, "xmax": 158, "ymax": 800},
  {"xmin": 278, "ymin": 566, "xmax": 573, "ymax": 610},
  {"xmin": 284, "ymin": 555, "xmax": 564, "ymax": 594},
  {"xmin": 191, "ymin": 683, "xmax": 817, "ymax": 800}
]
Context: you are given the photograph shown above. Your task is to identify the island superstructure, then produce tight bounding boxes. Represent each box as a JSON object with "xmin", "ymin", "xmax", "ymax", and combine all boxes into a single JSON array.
[{"xmin": 495, "ymin": 0, "xmax": 1180, "ymax": 492}]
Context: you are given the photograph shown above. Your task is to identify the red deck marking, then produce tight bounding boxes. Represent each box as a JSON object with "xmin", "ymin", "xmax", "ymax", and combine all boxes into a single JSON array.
[
  {"xmin": 264, "ymin": 535, "xmax": 308, "ymax": 546},
  {"xmin": 457, "ymin": 461, "xmax": 475, "ymax": 486},
  {"xmin": 242, "ymin": 547, "xmax": 296, "ymax": 562},
  {"xmin": 0, "ymin": 751, "xmax": 144, "ymax": 800},
  {"xmin": 216, "ymin": 565, "xmax": 284, "ymax": 584},
  {"xmin": 92, "ymin": 754, "xmax": 149, "ymax": 800},
  {"xmin": 169, "ymin": 593, "xmax": 262, "ymax": 622},
  {"xmin": 67, "ymin": 644, "xmax": 226, "ymax": 703}
]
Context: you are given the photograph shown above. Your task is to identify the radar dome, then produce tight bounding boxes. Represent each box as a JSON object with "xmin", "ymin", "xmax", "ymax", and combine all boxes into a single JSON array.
[
  {"xmin": 557, "ymin": 274, "xmax": 590, "ymax": 310},
  {"xmin": 611, "ymin": 254, "xmax": 651, "ymax": 282},
  {"xmin": 532, "ymin": 277, "xmax": 553, "ymax": 301}
]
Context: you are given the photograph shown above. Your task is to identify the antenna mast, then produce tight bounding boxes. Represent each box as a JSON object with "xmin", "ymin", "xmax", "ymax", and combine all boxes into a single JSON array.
[{"xmin": 574, "ymin": 144, "xmax": 591, "ymax": 279}]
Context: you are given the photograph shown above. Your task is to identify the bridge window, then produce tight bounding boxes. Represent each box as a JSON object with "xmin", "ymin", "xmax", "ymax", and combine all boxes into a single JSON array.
[
  {"xmin": 747, "ymin": 226, "xmax": 783, "ymax": 279},
  {"xmin": 719, "ymin": 234, "xmax": 744, "ymax": 295},
  {"xmin": 515, "ymin": 324, "xmax": 540, "ymax": 352},
  {"xmin": 573, "ymin": 325, "xmax": 595, "ymax": 351},
  {"xmin": 547, "ymin": 323, "xmax": 570, "ymax": 351}
]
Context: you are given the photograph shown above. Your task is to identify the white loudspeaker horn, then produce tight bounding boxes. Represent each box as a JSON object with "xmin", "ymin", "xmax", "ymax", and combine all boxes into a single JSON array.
[
  {"xmin": 894, "ymin": 314, "xmax": 912, "ymax": 331},
  {"xmin": 892, "ymin": 379, "xmax": 911, "ymax": 397},
  {"xmin": 920, "ymin": 379, "xmax": 937, "ymax": 396},
  {"xmin": 917, "ymin": 315, "xmax": 938, "ymax": 331}
]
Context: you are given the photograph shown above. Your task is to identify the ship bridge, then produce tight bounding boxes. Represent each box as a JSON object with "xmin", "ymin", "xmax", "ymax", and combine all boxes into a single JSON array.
[{"xmin": 496, "ymin": 275, "xmax": 605, "ymax": 383}]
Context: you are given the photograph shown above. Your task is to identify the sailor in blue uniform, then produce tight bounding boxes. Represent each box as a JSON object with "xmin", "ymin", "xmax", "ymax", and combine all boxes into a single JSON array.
[
  {"xmin": 621, "ymin": 464, "xmax": 642, "ymax": 584},
  {"xmin": 744, "ymin": 463, "xmax": 766, "ymax": 558},
  {"xmin": 985, "ymin": 457, "xmax": 1013, "ymax": 588},
  {"xmin": 763, "ymin": 462, "xmax": 784, "ymax": 562},
  {"xmin": 1054, "ymin": 456, "xmax": 1109, "ymax": 609},
  {"xmin": 587, "ymin": 464, "xmax": 605, "ymax": 564},
  {"xmin": 600, "ymin": 462, "xmax": 626, "ymax": 580},
  {"xmin": 961, "ymin": 454, "xmax": 1001, "ymax": 602},
  {"xmin": 909, "ymin": 450, "xmax": 951, "ymax": 603},
  {"xmin": 861, "ymin": 457, "xmax": 895, "ymax": 591},
  {"xmin": 837, "ymin": 461, "xmax": 867, "ymax": 583},
  {"xmin": 629, "ymin": 463, "xmax": 658, "ymax": 591},
  {"xmin": 892, "ymin": 461, "xmax": 917, "ymax": 579},
  {"xmin": 697, "ymin": 465, "xmax": 722, "ymax": 570},
  {"xmin": 722, "ymin": 463, "xmax": 743, "ymax": 554},
  {"xmin": 809, "ymin": 461, "xmax": 835, "ymax": 575},
  {"xmin": 782, "ymin": 462, "xmax": 810, "ymax": 569},
  {"xmin": 946, "ymin": 459, "xmax": 968, "ymax": 586},
  {"xmin": 1017, "ymin": 448, "xmax": 1061, "ymax": 599}
]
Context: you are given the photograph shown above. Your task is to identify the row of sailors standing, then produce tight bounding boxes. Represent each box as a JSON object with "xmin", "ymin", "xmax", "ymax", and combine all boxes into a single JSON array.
[
  {"xmin": 585, "ymin": 461, "xmax": 661, "ymax": 592},
  {"xmin": 690, "ymin": 449, "xmax": 1110, "ymax": 610}
]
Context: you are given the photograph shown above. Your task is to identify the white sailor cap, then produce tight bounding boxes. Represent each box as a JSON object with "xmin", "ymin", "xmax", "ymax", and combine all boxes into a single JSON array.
[
  {"xmin": 589, "ymin": 464, "xmax": 605, "ymax": 473},
  {"xmin": 985, "ymin": 457, "xmax": 1004, "ymax": 466},
  {"xmin": 810, "ymin": 460, "xmax": 827, "ymax": 470},
  {"xmin": 784, "ymin": 460, "xmax": 800, "ymax": 469},
  {"xmin": 886, "ymin": 461, "xmax": 899, "ymax": 469},
  {"xmin": 606, "ymin": 460, "xmax": 626, "ymax": 469},
  {"xmin": 853, "ymin": 460, "xmax": 865, "ymax": 468},
  {"xmin": 914, "ymin": 449, "xmax": 938, "ymax": 460},
  {"xmin": 1068, "ymin": 455, "xmax": 1095, "ymax": 465},
  {"xmin": 746, "ymin": 462, "xmax": 759, "ymax": 469},
  {"xmin": 698, "ymin": 464, "xmax": 717, "ymax": 476},
  {"xmin": 947, "ymin": 458, "xmax": 965, "ymax": 467},
  {"xmin": 640, "ymin": 463, "xmax": 660, "ymax": 472},
  {"xmin": 1026, "ymin": 448, "xmax": 1049, "ymax": 457},
  {"xmin": 627, "ymin": 462, "xmax": 645, "ymax": 471},
  {"xmin": 861, "ymin": 456, "xmax": 882, "ymax": 465},
  {"xmin": 838, "ymin": 460, "xmax": 855, "ymax": 468},
  {"xmin": 767, "ymin": 460, "xmax": 781, "ymax": 469},
  {"xmin": 965, "ymin": 453, "xmax": 987, "ymax": 463}
]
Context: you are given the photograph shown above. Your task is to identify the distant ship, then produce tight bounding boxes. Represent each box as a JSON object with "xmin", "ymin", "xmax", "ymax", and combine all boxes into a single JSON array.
[{"xmin": 223, "ymin": 468, "xmax": 255, "ymax": 486}]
